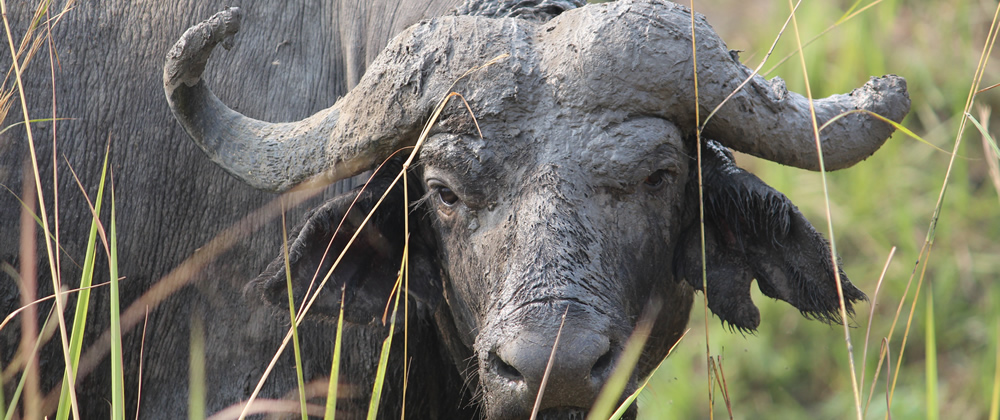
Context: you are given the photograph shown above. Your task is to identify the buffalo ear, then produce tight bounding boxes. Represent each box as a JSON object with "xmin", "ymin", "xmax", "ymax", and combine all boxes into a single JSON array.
[
  {"xmin": 675, "ymin": 140, "xmax": 866, "ymax": 332},
  {"xmin": 247, "ymin": 170, "xmax": 441, "ymax": 324}
]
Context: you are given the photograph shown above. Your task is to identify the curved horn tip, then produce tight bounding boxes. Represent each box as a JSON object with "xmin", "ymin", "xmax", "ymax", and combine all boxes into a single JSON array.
[
  {"xmin": 163, "ymin": 7, "xmax": 243, "ymax": 91},
  {"xmin": 858, "ymin": 74, "xmax": 911, "ymax": 123}
]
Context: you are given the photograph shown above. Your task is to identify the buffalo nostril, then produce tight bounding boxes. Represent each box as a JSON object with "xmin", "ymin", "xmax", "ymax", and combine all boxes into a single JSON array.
[
  {"xmin": 490, "ymin": 351, "xmax": 524, "ymax": 382},
  {"xmin": 493, "ymin": 328, "xmax": 613, "ymax": 410},
  {"xmin": 590, "ymin": 348, "xmax": 615, "ymax": 380}
]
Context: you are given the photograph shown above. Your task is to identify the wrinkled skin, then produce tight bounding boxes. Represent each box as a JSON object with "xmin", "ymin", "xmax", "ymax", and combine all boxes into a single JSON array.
[
  {"xmin": 225, "ymin": 1, "xmax": 897, "ymax": 418},
  {"xmin": 421, "ymin": 111, "xmax": 697, "ymax": 416}
]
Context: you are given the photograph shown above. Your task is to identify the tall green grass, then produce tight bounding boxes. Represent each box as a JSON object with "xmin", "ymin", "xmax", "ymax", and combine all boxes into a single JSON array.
[
  {"xmin": 1, "ymin": 1, "xmax": 127, "ymax": 419},
  {"xmin": 0, "ymin": 113, "xmax": 121, "ymax": 420},
  {"xmin": 54, "ymin": 146, "xmax": 109, "ymax": 420}
]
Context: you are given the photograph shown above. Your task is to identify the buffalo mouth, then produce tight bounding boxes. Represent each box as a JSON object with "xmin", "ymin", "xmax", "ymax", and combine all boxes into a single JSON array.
[
  {"xmin": 538, "ymin": 407, "xmax": 587, "ymax": 420},
  {"xmin": 535, "ymin": 404, "xmax": 637, "ymax": 420}
]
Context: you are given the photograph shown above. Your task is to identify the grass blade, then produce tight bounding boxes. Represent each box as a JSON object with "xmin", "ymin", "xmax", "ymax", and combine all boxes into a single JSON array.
[
  {"xmin": 0, "ymin": 358, "xmax": 5, "ymax": 416},
  {"xmin": 366, "ymin": 241, "xmax": 409, "ymax": 420},
  {"xmin": 924, "ymin": 289, "xmax": 938, "ymax": 420},
  {"xmin": 530, "ymin": 308, "xmax": 569, "ymax": 420},
  {"xmin": 189, "ymin": 315, "xmax": 205, "ymax": 420},
  {"xmin": 367, "ymin": 335, "xmax": 393, "ymax": 420},
  {"xmin": 990, "ymin": 320, "xmax": 1000, "ymax": 420},
  {"xmin": 323, "ymin": 286, "xmax": 347, "ymax": 419},
  {"xmin": 684, "ymin": 2, "xmax": 715, "ymax": 418},
  {"xmin": 0, "ymin": 300, "xmax": 57, "ymax": 420},
  {"xmin": 882, "ymin": 339, "xmax": 893, "ymax": 418},
  {"xmin": 862, "ymin": 248, "xmax": 896, "ymax": 416},
  {"xmin": 55, "ymin": 142, "xmax": 109, "ymax": 420},
  {"xmin": 711, "ymin": 356, "xmax": 733, "ymax": 418},
  {"xmin": 0, "ymin": 361, "xmax": 4, "ymax": 416},
  {"xmin": 967, "ymin": 112, "xmax": 1000, "ymax": 156},
  {"xmin": 135, "ymin": 307, "xmax": 150, "ymax": 418},
  {"xmin": 819, "ymin": 109, "xmax": 951, "ymax": 155},
  {"xmin": 969, "ymin": 109, "xmax": 1000, "ymax": 205},
  {"xmin": 889, "ymin": 0, "xmax": 1000, "ymax": 409},
  {"xmin": 607, "ymin": 329, "xmax": 688, "ymax": 420},
  {"xmin": 108, "ymin": 172, "xmax": 124, "ymax": 420},
  {"xmin": 786, "ymin": 1, "xmax": 863, "ymax": 417},
  {"xmin": 281, "ymin": 209, "xmax": 309, "ymax": 420},
  {"xmin": 2, "ymin": 0, "xmax": 80, "ymax": 416},
  {"xmin": 3, "ymin": 306, "xmax": 57, "ymax": 420},
  {"xmin": 587, "ymin": 301, "xmax": 661, "ymax": 420}
]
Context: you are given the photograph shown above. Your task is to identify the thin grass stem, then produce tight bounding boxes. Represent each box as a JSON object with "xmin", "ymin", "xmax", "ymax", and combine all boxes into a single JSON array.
[
  {"xmin": 0, "ymin": 359, "xmax": 5, "ymax": 415},
  {"xmin": 786, "ymin": 1, "xmax": 863, "ymax": 418},
  {"xmin": 882, "ymin": 338, "xmax": 892, "ymax": 419},
  {"xmin": 207, "ymin": 399, "xmax": 327, "ymax": 419},
  {"xmin": 702, "ymin": 0, "xmax": 800, "ymax": 131},
  {"xmin": 323, "ymin": 286, "xmax": 347, "ymax": 419},
  {"xmin": 925, "ymin": 288, "xmax": 938, "ymax": 420},
  {"xmin": 887, "ymin": 245, "xmax": 931, "ymax": 411},
  {"xmin": 280, "ymin": 208, "xmax": 310, "ymax": 420},
  {"xmin": 990, "ymin": 320, "xmax": 1000, "ymax": 420},
  {"xmin": 588, "ymin": 301, "xmax": 661, "ymax": 420},
  {"xmin": 366, "ymin": 239, "xmax": 409, "ymax": 420},
  {"xmin": 861, "ymin": 247, "xmax": 895, "ymax": 416},
  {"xmin": 56, "ymin": 139, "xmax": 109, "ymax": 420},
  {"xmin": 713, "ymin": 355, "xmax": 732, "ymax": 419},
  {"xmin": 108, "ymin": 171, "xmax": 124, "ymax": 420},
  {"xmin": 135, "ymin": 306, "xmax": 149, "ymax": 419},
  {"xmin": 3, "ymin": 306, "xmax": 57, "ymax": 420},
  {"xmin": 14, "ymin": 162, "xmax": 40, "ymax": 420},
  {"xmin": 530, "ymin": 307, "xmax": 569, "ymax": 420},
  {"xmin": 189, "ymin": 315, "xmax": 205, "ymax": 420},
  {"xmin": 889, "ymin": 0, "xmax": 1000, "ymax": 410},
  {"xmin": 686, "ymin": 2, "xmax": 713, "ymax": 418},
  {"xmin": 608, "ymin": 329, "xmax": 689, "ymax": 420},
  {"xmin": 1, "ymin": 0, "xmax": 80, "ymax": 416},
  {"xmin": 764, "ymin": 0, "xmax": 884, "ymax": 76}
]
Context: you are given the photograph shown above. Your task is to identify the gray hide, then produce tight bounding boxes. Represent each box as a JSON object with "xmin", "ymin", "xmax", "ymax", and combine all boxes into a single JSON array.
[{"xmin": 164, "ymin": 1, "xmax": 908, "ymax": 419}]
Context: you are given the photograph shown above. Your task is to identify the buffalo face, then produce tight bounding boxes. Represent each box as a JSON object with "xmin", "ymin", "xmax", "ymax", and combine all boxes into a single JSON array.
[
  {"xmin": 166, "ymin": 1, "xmax": 906, "ymax": 418},
  {"xmin": 418, "ymin": 115, "xmax": 695, "ymax": 417}
]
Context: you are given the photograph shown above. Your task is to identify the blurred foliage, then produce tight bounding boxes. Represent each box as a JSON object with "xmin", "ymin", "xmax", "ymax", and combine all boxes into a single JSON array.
[{"xmin": 640, "ymin": 0, "xmax": 1000, "ymax": 419}]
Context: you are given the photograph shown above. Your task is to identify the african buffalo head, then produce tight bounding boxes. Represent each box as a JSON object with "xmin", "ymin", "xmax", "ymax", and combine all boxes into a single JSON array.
[{"xmin": 164, "ymin": 1, "xmax": 908, "ymax": 418}]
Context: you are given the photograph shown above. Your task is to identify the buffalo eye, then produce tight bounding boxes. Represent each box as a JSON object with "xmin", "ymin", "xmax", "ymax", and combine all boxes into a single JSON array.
[
  {"xmin": 643, "ymin": 169, "xmax": 669, "ymax": 190},
  {"xmin": 438, "ymin": 187, "xmax": 460, "ymax": 206}
]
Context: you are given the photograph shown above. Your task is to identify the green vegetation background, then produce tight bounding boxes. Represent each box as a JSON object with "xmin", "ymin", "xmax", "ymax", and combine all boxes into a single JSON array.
[
  {"xmin": 4, "ymin": 0, "xmax": 999, "ymax": 419},
  {"xmin": 639, "ymin": 0, "xmax": 1000, "ymax": 419}
]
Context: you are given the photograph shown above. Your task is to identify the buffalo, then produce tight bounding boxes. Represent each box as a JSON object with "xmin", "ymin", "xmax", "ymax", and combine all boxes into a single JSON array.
[
  {"xmin": 1, "ymin": 0, "xmax": 909, "ymax": 418},
  {"xmin": 164, "ymin": 0, "xmax": 909, "ymax": 418}
]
